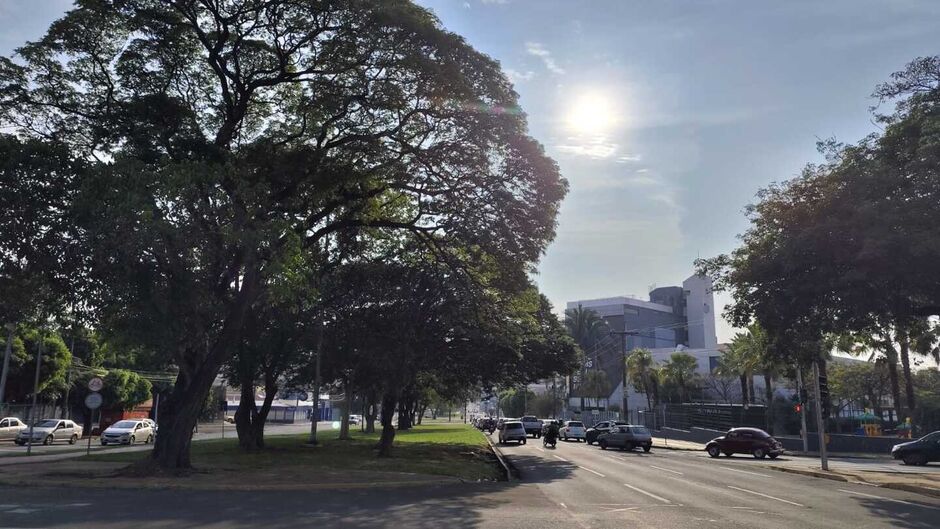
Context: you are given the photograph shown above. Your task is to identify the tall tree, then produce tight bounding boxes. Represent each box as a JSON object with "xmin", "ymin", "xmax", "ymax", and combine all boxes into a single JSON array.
[
  {"xmin": 0, "ymin": 0, "xmax": 566, "ymax": 469},
  {"xmin": 661, "ymin": 352, "xmax": 698, "ymax": 403}
]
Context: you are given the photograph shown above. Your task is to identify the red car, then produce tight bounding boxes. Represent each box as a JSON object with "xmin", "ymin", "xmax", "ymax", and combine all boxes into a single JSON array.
[{"xmin": 706, "ymin": 427, "xmax": 785, "ymax": 459}]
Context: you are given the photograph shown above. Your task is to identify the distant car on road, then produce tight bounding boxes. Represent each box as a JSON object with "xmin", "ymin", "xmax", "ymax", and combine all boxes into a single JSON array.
[
  {"xmin": 597, "ymin": 425, "xmax": 653, "ymax": 452},
  {"xmin": 0, "ymin": 417, "xmax": 27, "ymax": 441},
  {"xmin": 559, "ymin": 421, "xmax": 586, "ymax": 442},
  {"xmin": 705, "ymin": 427, "xmax": 784, "ymax": 459},
  {"xmin": 497, "ymin": 421, "xmax": 527, "ymax": 445},
  {"xmin": 585, "ymin": 420, "xmax": 628, "ymax": 445},
  {"xmin": 520, "ymin": 416, "xmax": 543, "ymax": 438},
  {"xmin": 349, "ymin": 414, "xmax": 362, "ymax": 425},
  {"xmin": 892, "ymin": 431, "xmax": 940, "ymax": 466},
  {"xmin": 15, "ymin": 419, "xmax": 82, "ymax": 446},
  {"xmin": 101, "ymin": 419, "xmax": 154, "ymax": 446}
]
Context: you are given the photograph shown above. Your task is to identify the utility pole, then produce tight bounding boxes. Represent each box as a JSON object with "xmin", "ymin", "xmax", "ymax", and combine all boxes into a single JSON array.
[
  {"xmin": 796, "ymin": 366, "xmax": 808, "ymax": 453},
  {"xmin": 26, "ymin": 330, "xmax": 45, "ymax": 456},
  {"xmin": 812, "ymin": 360, "xmax": 829, "ymax": 471},
  {"xmin": 609, "ymin": 330, "xmax": 639, "ymax": 422},
  {"xmin": 0, "ymin": 323, "xmax": 15, "ymax": 413},
  {"xmin": 308, "ymin": 322, "xmax": 324, "ymax": 445}
]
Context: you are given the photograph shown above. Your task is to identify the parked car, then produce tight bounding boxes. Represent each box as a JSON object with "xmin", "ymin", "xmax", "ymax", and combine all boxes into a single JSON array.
[
  {"xmin": 585, "ymin": 420, "xmax": 628, "ymax": 445},
  {"xmin": 892, "ymin": 430, "xmax": 940, "ymax": 466},
  {"xmin": 705, "ymin": 427, "xmax": 784, "ymax": 459},
  {"xmin": 141, "ymin": 418, "xmax": 158, "ymax": 433},
  {"xmin": 520, "ymin": 416, "xmax": 543, "ymax": 437},
  {"xmin": 597, "ymin": 425, "xmax": 653, "ymax": 452},
  {"xmin": 498, "ymin": 421, "xmax": 527, "ymax": 445},
  {"xmin": 559, "ymin": 420, "xmax": 586, "ymax": 442},
  {"xmin": 15, "ymin": 419, "xmax": 82, "ymax": 446},
  {"xmin": 0, "ymin": 417, "xmax": 27, "ymax": 441},
  {"xmin": 101, "ymin": 419, "xmax": 155, "ymax": 445},
  {"xmin": 349, "ymin": 414, "xmax": 362, "ymax": 425}
]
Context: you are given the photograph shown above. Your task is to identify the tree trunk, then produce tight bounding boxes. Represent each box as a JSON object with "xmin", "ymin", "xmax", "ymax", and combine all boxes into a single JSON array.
[
  {"xmin": 149, "ymin": 269, "xmax": 260, "ymax": 470},
  {"xmin": 763, "ymin": 373, "xmax": 774, "ymax": 434},
  {"xmin": 898, "ymin": 331, "xmax": 916, "ymax": 418},
  {"xmin": 747, "ymin": 373, "xmax": 756, "ymax": 407},
  {"xmin": 378, "ymin": 391, "xmax": 397, "ymax": 457},
  {"xmin": 739, "ymin": 374, "xmax": 749, "ymax": 405},
  {"xmin": 365, "ymin": 393, "xmax": 377, "ymax": 434},
  {"xmin": 884, "ymin": 344, "xmax": 903, "ymax": 422},
  {"xmin": 339, "ymin": 381, "xmax": 352, "ymax": 441},
  {"xmin": 397, "ymin": 398, "xmax": 413, "ymax": 430}
]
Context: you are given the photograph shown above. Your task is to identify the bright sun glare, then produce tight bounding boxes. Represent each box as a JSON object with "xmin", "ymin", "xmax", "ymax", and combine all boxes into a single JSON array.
[{"xmin": 566, "ymin": 92, "xmax": 617, "ymax": 134}]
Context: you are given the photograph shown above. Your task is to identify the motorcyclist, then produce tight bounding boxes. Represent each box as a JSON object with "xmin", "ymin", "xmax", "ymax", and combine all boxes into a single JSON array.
[{"xmin": 543, "ymin": 420, "xmax": 559, "ymax": 447}]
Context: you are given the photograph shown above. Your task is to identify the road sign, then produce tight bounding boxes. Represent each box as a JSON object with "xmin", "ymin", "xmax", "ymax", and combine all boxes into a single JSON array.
[
  {"xmin": 84, "ymin": 391, "xmax": 103, "ymax": 410},
  {"xmin": 87, "ymin": 377, "xmax": 104, "ymax": 392}
]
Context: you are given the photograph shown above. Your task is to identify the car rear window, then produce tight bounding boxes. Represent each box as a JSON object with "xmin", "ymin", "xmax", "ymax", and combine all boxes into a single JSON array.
[
  {"xmin": 568, "ymin": 422, "xmax": 583, "ymax": 427},
  {"xmin": 505, "ymin": 422, "xmax": 524, "ymax": 430},
  {"xmin": 522, "ymin": 416, "xmax": 538, "ymax": 421},
  {"xmin": 630, "ymin": 427, "xmax": 650, "ymax": 435}
]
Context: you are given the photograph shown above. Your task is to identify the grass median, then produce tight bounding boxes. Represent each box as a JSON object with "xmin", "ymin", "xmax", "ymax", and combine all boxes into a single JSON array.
[{"xmin": 84, "ymin": 422, "xmax": 502, "ymax": 482}]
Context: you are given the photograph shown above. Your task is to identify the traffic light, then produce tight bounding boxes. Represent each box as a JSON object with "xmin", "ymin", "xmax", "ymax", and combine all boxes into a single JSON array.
[
  {"xmin": 818, "ymin": 375, "xmax": 830, "ymax": 417},
  {"xmin": 794, "ymin": 403, "xmax": 802, "ymax": 413}
]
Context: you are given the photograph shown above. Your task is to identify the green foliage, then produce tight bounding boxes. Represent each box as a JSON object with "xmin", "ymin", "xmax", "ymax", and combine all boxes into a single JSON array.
[
  {"xmin": 564, "ymin": 305, "xmax": 607, "ymax": 352},
  {"xmin": 579, "ymin": 370, "xmax": 611, "ymax": 402},
  {"xmin": 100, "ymin": 369, "xmax": 153, "ymax": 411},
  {"xmin": 627, "ymin": 348, "xmax": 661, "ymax": 409},
  {"xmin": 0, "ymin": 327, "xmax": 71, "ymax": 403},
  {"xmin": 498, "ymin": 388, "xmax": 536, "ymax": 418},
  {"xmin": 660, "ymin": 352, "xmax": 699, "ymax": 403},
  {"xmin": 829, "ymin": 361, "xmax": 890, "ymax": 417}
]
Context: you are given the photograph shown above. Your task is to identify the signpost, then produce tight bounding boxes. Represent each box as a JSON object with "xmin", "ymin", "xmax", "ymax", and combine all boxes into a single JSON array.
[
  {"xmin": 87, "ymin": 377, "xmax": 104, "ymax": 392},
  {"xmin": 812, "ymin": 361, "xmax": 829, "ymax": 471},
  {"xmin": 85, "ymin": 387, "xmax": 103, "ymax": 456}
]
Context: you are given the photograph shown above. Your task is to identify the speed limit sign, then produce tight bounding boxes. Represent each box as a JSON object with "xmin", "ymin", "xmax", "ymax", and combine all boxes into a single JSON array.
[{"xmin": 88, "ymin": 377, "xmax": 104, "ymax": 392}]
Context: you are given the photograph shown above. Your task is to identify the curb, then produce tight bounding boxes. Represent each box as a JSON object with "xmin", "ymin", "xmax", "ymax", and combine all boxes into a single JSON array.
[
  {"xmin": 767, "ymin": 465, "xmax": 849, "ymax": 482},
  {"xmin": 483, "ymin": 432, "xmax": 515, "ymax": 482},
  {"xmin": 652, "ymin": 443, "xmax": 701, "ymax": 452},
  {"xmin": 0, "ymin": 476, "xmax": 466, "ymax": 492},
  {"xmin": 766, "ymin": 466, "xmax": 940, "ymax": 499}
]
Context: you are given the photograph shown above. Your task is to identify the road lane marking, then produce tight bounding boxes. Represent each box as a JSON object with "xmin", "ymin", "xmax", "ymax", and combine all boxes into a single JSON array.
[
  {"xmin": 553, "ymin": 455, "xmax": 568, "ymax": 462},
  {"xmin": 649, "ymin": 465, "xmax": 683, "ymax": 475},
  {"xmin": 559, "ymin": 503, "xmax": 567, "ymax": 509},
  {"xmin": 719, "ymin": 466, "xmax": 771, "ymax": 478},
  {"xmin": 578, "ymin": 465, "xmax": 606, "ymax": 477},
  {"xmin": 727, "ymin": 486, "xmax": 804, "ymax": 507},
  {"xmin": 837, "ymin": 488, "xmax": 937, "ymax": 510},
  {"xmin": 623, "ymin": 483, "xmax": 671, "ymax": 503},
  {"xmin": 532, "ymin": 446, "xmax": 545, "ymax": 452}
]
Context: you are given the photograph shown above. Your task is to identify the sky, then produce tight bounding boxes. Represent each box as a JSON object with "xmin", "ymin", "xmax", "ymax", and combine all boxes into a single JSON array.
[{"xmin": 2, "ymin": 1, "xmax": 939, "ymax": 343}]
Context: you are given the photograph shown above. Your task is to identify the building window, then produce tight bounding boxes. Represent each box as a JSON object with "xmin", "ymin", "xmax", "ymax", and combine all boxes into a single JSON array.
[{"xmin": 708, "ymin": 356, "xmax": 720, "ymax": 373}]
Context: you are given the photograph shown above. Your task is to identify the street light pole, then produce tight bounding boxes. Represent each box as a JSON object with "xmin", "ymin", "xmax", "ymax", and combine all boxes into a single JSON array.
[{"xmin": 796, "ymin": 366, "xmax": 808, "ymax": 453}]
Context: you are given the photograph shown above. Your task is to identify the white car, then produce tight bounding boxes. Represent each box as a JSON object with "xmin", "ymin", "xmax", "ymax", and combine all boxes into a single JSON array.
[
  {"xmin": 0, "ymin": 417, "xmax": 27, "ymax": 441},
  {"xmin": 559, "ymin": 420, "xmax": 586, "ymax": 442},
  {"xmin": 349, "ymin": 414, "xmax": 362, "ymax": 425},
  {"xmin": 101, "ymin": 419, "xmax": 155, "ymax": 445},
  {"xmin": 15, "ymin": 419, "xmax": 82, "ymax": 445}
]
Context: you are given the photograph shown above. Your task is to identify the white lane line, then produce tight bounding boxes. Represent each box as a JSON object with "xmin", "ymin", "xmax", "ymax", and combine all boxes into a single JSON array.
[
  {"xmin": 727, "ymin": 486, "xmax": 805, "ymax": 507},
  {"xmin": 838, "ymin": 488, "xmax": 937, "ymax": 509},
  {"xmin": 553, "ymin": 455, "xmax": 569, "ymax": 462},
  {"xmin": 649, "ymin": 464, "xmax": 683, "ymax": 475},
  {"xmin": 532, "ymin": 446, "xmax": 545, "ymax": 452},
  {"xmin": 578, "ymin": 465, "xmax": 606, "ymax": 477},
  {"xmin": 719, "ymin": 466, "xmax": 771, "ymax": 478},
  {"xmin": 559, "ymin": 502, "xmax": 567, "ymax": 509},
  {"xmin": 623, "ymin": 483, "xmax": 672, "ymax": 504}
]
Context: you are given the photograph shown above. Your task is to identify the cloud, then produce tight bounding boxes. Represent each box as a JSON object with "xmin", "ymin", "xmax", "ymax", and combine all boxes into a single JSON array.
[
  {"xmin": 481, "ymin": 0, "xmax": 509, "ymax": 3},
  {"xmin": 556, "ymin": 141, "xmax": 617, "ymax": 159},
  {"xmin": 615, "ymin": 154, "xmax": 642, "ymax": 163},
  {"xmin": 504, "ymin": 68, "xmax": 535, "ymax": 83},
  {"xmin": 525, "ymin": 41, "xmax": 565, "ymax": 74}
]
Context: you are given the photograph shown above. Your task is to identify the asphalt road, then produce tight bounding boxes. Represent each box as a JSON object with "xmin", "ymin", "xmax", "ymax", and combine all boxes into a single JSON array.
[{"xmin": 0, "ymin": 432, "xmax": 937, "ymax": 528}]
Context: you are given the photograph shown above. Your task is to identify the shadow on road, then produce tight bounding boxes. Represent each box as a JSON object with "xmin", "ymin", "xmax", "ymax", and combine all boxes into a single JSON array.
[{"xmin": 853, "ymin": 497, "xmax": 940, "ymax": 529}]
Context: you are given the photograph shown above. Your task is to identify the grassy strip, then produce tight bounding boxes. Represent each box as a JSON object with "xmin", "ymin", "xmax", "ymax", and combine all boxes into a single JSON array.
[{"xmin": 85, "ymin": 422, "xmax": 500, "ymax": 481}]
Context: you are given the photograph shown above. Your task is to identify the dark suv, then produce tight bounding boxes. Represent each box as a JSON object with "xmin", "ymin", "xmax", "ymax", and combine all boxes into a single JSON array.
[
  {"xmin": 585, "ymin": 420, "xmax": 629, "ymax": 445},
  {"xmin": 892, "ymin": 431, "xmax": 940, "ymax": 466},
  {"xmin": 705, "ymin": 427, "xmax": 784, "ymax": 459}
]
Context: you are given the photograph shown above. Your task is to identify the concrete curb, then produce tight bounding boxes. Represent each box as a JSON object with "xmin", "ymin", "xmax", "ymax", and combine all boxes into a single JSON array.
[
  {"xmin": 767, "ymin": 465, "xmax": 849, "ymax": 482},
  {"xmin": 0, "ymin": 475, "xmax": 467, "ymax": 492},
  {"xmin": 652, "ymin": 443, "xmax": 701, "ymax": 452},
  {"xmin": 766, "ymin": 466, "xmax": 940, "ymax": 499},
  {"xmin": 483, "ymin": 432, "xmax": 514, "ymax": 482}
]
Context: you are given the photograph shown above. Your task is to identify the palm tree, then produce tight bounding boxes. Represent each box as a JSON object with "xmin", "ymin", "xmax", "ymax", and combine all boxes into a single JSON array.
[
  {"xmin": 627, "ymin": 348, "xmax": 659, "ymax": 410},
  {"xmin": 661, "ymin": 352, "xmax": 698, "ymax": 403},
  {"xmin": 580, "ymin": 369, "xmax": 611, "ymax": 409},
  {"xmin": 565, "ymin": 305, "xmax": 607, "ymax": 410},
  {"xmin": 564, "ymin": 305, "xmax": 607, "ymax": 351},
  {"xmin": 719, "ymin": 331, "xmax": 761, "ymax": 405}
]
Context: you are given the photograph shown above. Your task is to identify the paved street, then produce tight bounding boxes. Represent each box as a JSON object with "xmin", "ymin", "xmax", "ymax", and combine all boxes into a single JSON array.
[{"xmin": 1, "ymin": 432, "xmax": 937, "ymax": 528}]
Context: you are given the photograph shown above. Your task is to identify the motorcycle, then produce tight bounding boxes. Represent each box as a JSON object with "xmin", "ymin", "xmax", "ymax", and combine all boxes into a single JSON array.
[{"xmin": 543, "ymin": 431, "xmax": 557, "ymax": 449}]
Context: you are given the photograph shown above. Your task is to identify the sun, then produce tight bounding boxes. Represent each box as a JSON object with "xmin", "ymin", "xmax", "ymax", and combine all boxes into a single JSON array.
[{"xmin": 566, "ymin": 92, "xmax": 617, "ymax": 135}]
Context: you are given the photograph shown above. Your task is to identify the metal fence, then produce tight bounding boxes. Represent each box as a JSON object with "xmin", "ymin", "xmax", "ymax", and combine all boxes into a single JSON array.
[
  {"xmin": 637, "ymin": 403, "xmax": 767, "ymax": 432},
  {"xmin": 0, "ymin": 403, "xmax": 61, "ymax": 423}
]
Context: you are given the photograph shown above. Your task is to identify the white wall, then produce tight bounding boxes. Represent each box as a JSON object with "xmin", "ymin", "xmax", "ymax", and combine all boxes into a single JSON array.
[{"xmin": 683, "ymin": 274, "xmax": 718, "ymax": 349}]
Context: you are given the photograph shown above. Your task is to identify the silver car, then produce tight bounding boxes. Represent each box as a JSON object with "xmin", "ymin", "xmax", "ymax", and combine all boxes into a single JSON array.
[
  {"xmin": 498, "ymin": 421, "xmax": 528, "ymax": 445},
  {"xmin": 101, "ymin": 419, "xmax": 155, "ymax": 445},
  {"xmin": 15, "ymin": 419, "xmax": 82, "ymax": 446},
  {"xmin": 0, "ymin": 417, "xmax": 27, "ymax": 441}
]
